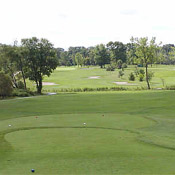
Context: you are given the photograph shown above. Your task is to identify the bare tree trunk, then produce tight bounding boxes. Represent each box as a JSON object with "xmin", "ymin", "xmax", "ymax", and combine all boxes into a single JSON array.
[
  {"xmin": 19, "ymin": 58, "xmax": 27, "ymax": 90},
  {"xmin": 37, "ymin": 79, "xmax": 42, "ymax": 94},
  {"xmin": 21, "ymin": 70, "xmax": 27, "ymax": 89},
  {"xmin": 8, "ymin": 66, "xmax": 18, "ymax": 88},
  {"xmin": 145, "ymin": 63, "xmax": 150, "ymax": 89}
]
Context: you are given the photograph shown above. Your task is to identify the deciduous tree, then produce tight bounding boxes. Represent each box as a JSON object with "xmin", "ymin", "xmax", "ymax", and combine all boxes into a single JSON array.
[
  {"xmin": 21, "ymin": 37, "xmax": 58, "ymax": 94},
  {"xmin": 133, "ymin": 37, "xmax": 158, "ymax": 89},
  {"xmin": 94, "ymin": 44, "xmax": 110, "ymax": 68}
]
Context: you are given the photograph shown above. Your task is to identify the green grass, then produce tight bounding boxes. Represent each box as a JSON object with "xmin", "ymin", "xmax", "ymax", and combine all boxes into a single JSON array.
[
  {"xmin": 1, "ymin": 91, "xmax": 175, "ymax": 174},
  {"xmin": 25, "ymin": 65, "xmax": 175, "ymax": 92}
]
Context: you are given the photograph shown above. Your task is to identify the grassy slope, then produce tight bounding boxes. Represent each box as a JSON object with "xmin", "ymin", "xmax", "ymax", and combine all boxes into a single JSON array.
[{"xmin": 1, "ymin": 91, "xmax": 175, "ymax": 174}]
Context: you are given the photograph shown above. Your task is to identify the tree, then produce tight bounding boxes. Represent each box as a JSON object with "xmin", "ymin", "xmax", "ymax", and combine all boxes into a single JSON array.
[
  {"xmin": 87, "ymin": 47, "xmax": 96, "ymax": 65},
  {"xmin": 21, "ymin": 37, "xmax": 58, "ymax": 94},
  {"xmin": 133, "ymin": 37, "xmax": 158, "ymax": 89},
  {"xmin": 0, "ymin": 72, "xmax": 13, "ymax": 98},
  {"xmin": 15, "ymin": 46, "xmax": 28, "ymax": 89},
  {"xmin": 75, "ymin": 53, "xmax": 83, "ymax": 67},
  {"xmin": 59, "ymin": 51, "xmax": 72, "ymax": 66},
  {"xmin": 94, "ymin": 44, "xmax": 110, "ymax": 68},
  {"xmin": 68, "ymin": 46, "xmax": 88, "ymax": 65},
  {"xmin": 162, "ymin": 44, "xmax": 175, "ymax": 64},
  {"xmin": 84, "ymin": 57, "xmax": 91, "ymax": 66},
  {"xmin": 168, "ymin": 47, "xmax": 175, "ymax": 64},
  {"xmin": 107, "ymin": 41, "xmax": 127, "ymax": 64},
  {"xmin": 0, "ymin": 44, "xmax": 19, "ymax": 88},
  {"xmin": 126, "ymin": 37, "xmax": 138, "ymax": 64}
]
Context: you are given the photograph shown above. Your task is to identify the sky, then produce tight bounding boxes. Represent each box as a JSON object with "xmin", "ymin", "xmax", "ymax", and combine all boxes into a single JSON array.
[{"xmin": 0, "ymin": 0, "xmax": 175, "ymax": 49}]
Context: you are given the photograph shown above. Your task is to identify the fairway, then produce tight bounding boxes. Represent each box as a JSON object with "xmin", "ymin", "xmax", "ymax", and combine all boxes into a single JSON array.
[
  {"xmin": 1, "ymin": 91, "xmax": 175, "ymax": 174},
  {"xmin": 33, "ymin": 65, "xmax": 175, "ymax": 92}
]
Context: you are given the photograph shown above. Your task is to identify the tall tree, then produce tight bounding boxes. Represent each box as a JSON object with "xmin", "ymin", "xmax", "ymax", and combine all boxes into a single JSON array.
[
  {"xmin": 126, "ymin": 37, "xmax": 138, "ymax": 64},
  {"xmin": 59, "ymin": 51, "xmax": 72, "ymax": 66},
  {"xmin": 106, "ymin": 41, "xmax": 127, "ymax": 64},
  {"xmin": 68, "ymin": 46, "xmax": 88, "ymax": 65},
  {"xmin": 0, "ymin": 44, "xmax": 19, "ymax": 88},
  {"xmin": 87, "ymin": 47, "xmax": 96, "ymax": 65},
  {"xmin": 133, "ymin": 37, "xmax": 158, "ymax": 89},
  {"xmin": 169, "ymin": 47, "xmax": 175, "ymax": 64},
  {"xmin": 94, "ymin": 44, "xmax": 110, "ymax": 68},
  {"xmin": 21, "ymin": 37, "xmax": 58, "ymax": 94},
  {"xmin": 75, "ymin": 53, "xmax": 83, "ymax": 67},
  {"xmin": 162, "ymin": 44, "xmax": 175, "ymax": 64}
]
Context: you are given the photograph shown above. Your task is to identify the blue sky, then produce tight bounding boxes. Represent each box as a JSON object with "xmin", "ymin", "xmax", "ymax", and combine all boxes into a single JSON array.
[{"xmin": 0, "ymin": 0, "xmax": 175, "ymax": 49}]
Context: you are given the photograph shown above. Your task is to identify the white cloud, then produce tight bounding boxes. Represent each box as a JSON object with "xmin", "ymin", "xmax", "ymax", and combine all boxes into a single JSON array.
[{"xmin": 0, "ymin": 0, "xmax": 175, "ymax": 48}]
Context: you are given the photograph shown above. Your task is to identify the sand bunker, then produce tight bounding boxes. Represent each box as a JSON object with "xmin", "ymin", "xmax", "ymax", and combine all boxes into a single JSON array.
[
  {"xmin": 42, "ymin": 82, "xmax": 58, "ymax": 85},
  {"xmin": 47, "ymin": 92, "xmax": 57, "ymax": 95},
  {"xmin": 113, "ymin": 82, "xmax": 137, "ymax": 85},
  {"xmin": 88, "ymin": 76, "xmax": 100, "ymax": 79}
]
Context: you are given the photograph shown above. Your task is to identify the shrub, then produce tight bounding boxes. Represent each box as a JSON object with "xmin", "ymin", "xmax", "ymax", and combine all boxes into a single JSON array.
[
  {"xmin": 11, "ymin": 89, "xmax": 36, "ymax": 97},
  {"xmin": 106, "ymin": 65, "xmax": 115, "ymax": 71},
  {"xmin": 139, "ymin": 74, "xmax": 144, "ymax": 81},
  {"xmin": 12, "ymin": 89, "xmax": 29, "ymax": 97},
  {"xmin": 118, "ymin": 70, "xmax": 124, "ymax": 78},
  {"xmin": 166, "ymin": 85, "xmax": 175, "ymax": 90},
  {"xmin": 139, "ymin": 69, "xmax": 145, "ymax": 75},
  {"xmin": 138, "ymin": 69, "xmax": 145, "ymax": 81},
  {"xmin": 129, "ymin": 72, "xmax": 135, "ymax": 81},
  {"xmin": 0, "ymin": 72, "xmax": 13, "ymax": 98},
  {"xmin": 134, "ymin": 67, "xmax": 139, "ymax": 76},
  {"xmin": 122, "ymin": 63, "xmax": 127, "ymax": 69},
  {"xmin": 17, "ymin": 81, "xmax": 25, "ymax": 89}
]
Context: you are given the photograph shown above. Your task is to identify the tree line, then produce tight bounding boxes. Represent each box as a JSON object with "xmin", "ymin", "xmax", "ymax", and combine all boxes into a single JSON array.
[
  {"xmin": 1, "ymin": 36, "xmax": 175, "ymax": 97},
  {"xmin": 57, "ymin": 39, "xmax": 175, "ymax": 67}
]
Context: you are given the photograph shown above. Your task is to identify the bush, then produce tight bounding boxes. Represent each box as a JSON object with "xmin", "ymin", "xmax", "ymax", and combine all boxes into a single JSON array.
[
  {"xmin": 0, "ymin": 72, "xmax": 13, "ymax": 98},
  {"xmin": 129, "ymin": 72, "xmax": 135, "ymax": 81},
  {"xmin": 166, "ymin": 85, "xmax": 175, "ymax": 90},
  {"xmin": 139, "ymin": 69, "xmax": 145, "ymax": 75},
  {"xmin": 122, "ymin": 63, "xmax": 127, "ymax": 69},
  {"xmin": 138, "ymin": 69, "xmax": 145, "ymax": 81},
  {"xmin": 106, "ymin": 65, "xmax": 115, "ymax": 71},
  {"xmin": 12, "ymin": 89, "xmax": 29, "ymax": 97},
  {"xmin": 17, "ymin": 81, "xmax": 25, "ymax": 89},
  {"xmin": 134, "ymin": 67, "xmax": 139, "ymax": 76},
  {"xmin": 12, "ymin": 89, "xmax": 35, "ymax": 97},
  {"xmin": 118, "ymin": 70, "xmax": 124, "ymax": 78},
  {"xmin": 139, "ymin": 74, "xmax": 144, "ymax": 81}
]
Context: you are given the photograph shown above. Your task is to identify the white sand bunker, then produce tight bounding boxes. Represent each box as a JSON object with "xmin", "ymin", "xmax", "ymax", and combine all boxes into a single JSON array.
[
  {"xmin": 42, "ymin": 82, "xmax": 58, "ymax": 86},
  {"xmin": 47, "ymin": 92, "xmax": 57, "ymax": 95},
  {"xmin": 88, "ymin": 76, "xmax": 100, "ymax": 79},
  {"xmin": 113, "ymin": 82, "xmax": 137, "ymax": 85}
]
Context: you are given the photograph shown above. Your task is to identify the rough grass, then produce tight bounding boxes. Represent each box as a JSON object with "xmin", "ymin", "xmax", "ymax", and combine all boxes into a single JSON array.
[{"xmin": 1, "ymin": 91, "xmax": 175, "ymax": 174}]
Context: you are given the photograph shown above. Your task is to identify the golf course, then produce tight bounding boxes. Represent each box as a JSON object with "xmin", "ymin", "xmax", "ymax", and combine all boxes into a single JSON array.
[{"xmin": 0, "ymin": 65, "xmax": 175, "ymax": 174}]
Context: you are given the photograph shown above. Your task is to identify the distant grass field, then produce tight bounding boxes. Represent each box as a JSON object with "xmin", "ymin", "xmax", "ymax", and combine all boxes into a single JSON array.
[
  {"xmin": 26, "ymin": 64, "xmax": 175, "ymax": 92},
  {"xmin": 1, "ymin": 91, "xmax": 175, "ymax": 174}
]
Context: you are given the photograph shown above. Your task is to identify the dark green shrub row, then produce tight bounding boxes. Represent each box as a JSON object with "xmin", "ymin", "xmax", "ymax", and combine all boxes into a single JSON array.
[
  {"xmin": 12, "ymin": 89, "xmax": 36, "ymax": 97},
  {"xmin": 166, "ymin": 85, "xmax": 175, "ymax": 90}
]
